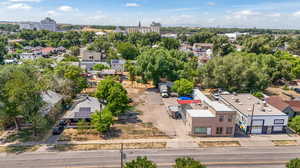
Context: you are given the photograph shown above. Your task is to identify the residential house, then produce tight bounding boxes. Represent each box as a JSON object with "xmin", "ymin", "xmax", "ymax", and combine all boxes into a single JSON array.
[
  {"xmin": 266, "ymin": 96, "xmax": 295, "ymax": 118},
  {"xmin": 220, "ymin": 94, "xmax": 289, "ymax": 134},
  {"xmin": 40, "ymin": 91, "xmax": 64, "ymax": 119},
  {"xmin": 286, "ymin": 100, "xmax": 300, "ymax": 116},
  {"xmin": 192, "ymin": 43, "xmax": 213, "ymax": 57},
  {"xmin": 41, "ymin": 47, "xmax": 55, "ymax": 57},
  {"xmin": 63, "ymin": 96, "xmax": 103, "ymax": 122},
  {"xmin": 179, "ymin": 89, "xmax": 236, "ymax": 137},
  {"xmin": 19, "ymin": 52, "xmax": 41, "ymax": 60},
  {"xmin": 80, "ymin": 48, "xmax": 105, "ymax": 70},
  {"xmin": 111, "ymin": 59, "xmax": 126, "ymax": 73}
]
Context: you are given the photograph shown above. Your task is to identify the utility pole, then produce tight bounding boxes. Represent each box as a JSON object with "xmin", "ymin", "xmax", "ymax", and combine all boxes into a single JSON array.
[
  {"xmin": 120, "ymin": 143, "xmax": 124, "ymax": 168},
  {"xmin": 249, "ymin": 104, "xmax": 255, "ymax": 135}
]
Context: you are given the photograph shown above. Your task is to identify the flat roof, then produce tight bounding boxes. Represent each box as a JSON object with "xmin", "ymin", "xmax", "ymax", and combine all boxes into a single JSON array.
[
  {"xmin": 220, "ymin": 94, "xmax": 287, "ymax": 116},
  {"xmin": 186, "ymin": 109, "xmax": 215, "ymax": 118},
  {"xmin": 193, "ymin": 89, "xmax": 235, "ymax": 112}
]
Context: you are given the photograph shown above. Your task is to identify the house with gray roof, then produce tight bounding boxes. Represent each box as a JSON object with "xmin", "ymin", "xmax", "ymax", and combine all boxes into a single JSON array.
[
  {"xmin": 63, "ymin": 96, "xmax": 103, "ymax": 122},
  {"xmin": 40, "ymin": 90, "xmax": 64, "ymax": 116}
]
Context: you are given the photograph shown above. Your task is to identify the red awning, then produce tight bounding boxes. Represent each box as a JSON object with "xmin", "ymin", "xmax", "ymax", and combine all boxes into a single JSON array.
[{"xmin": 177, "ymin": 100, "xmax": 201, "ymax": 104}]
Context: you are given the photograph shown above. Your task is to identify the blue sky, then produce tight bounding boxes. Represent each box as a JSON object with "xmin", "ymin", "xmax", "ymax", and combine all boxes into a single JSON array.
[{"xmin": 1, "ymin": 0, "xmax": 300, "ymax": 29}]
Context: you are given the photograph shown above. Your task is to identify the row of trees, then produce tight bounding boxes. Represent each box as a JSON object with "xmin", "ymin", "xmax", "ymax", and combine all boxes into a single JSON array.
[
  {"xmin": 125, "ymin": 157, "xmax": 206, "ymax": 168},
  {"xmin": 125, "ymin": 156, "xmax": 300, "ymax": 168},
  {"xmin": 199, "ymin": 51, "xmax": 299, "ymax": 92},
  {"xmin": 11, "ymin": 30, "xmax": 95, "ymax": 49}
]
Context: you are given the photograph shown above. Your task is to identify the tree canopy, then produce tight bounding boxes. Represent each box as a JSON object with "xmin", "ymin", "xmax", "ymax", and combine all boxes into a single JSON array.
[
  {"xmin": 124, "ymin": 156, "xmax": 157, "ymax": 168},
  {"xmin": 172, "ymin": 79, "xmax": 194, "ymax": 96}
]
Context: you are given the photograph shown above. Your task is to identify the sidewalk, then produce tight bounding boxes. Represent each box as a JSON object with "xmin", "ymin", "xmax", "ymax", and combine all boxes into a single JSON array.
[{"xmin": 1, "ymin": 134, "xmax": 300, "ymax": 149}]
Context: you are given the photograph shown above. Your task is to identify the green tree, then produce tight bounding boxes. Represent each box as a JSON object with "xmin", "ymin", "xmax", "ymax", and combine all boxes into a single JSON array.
[
  {"xmin": 187, "ymin": 32, "xmax": 215, "ymax": 45},
  {"xmin": 161, "ymin": 38, "xmax": 180, "ymax": 50},
  {"xmin": 174, "ymin": 157, "xmax": 206, "ymax": 168},
  {"xmin": 81, "ymin": 31, "xmax": 95, "ymax": 45},
  {"xmin": 70, "ymin": 46, "xmax": 80, "ymax": 56},
  {"xmin": 242, "ymin": 35, "xmax": 274, "ymax": 54},
  {"xmin": 96, "ymin": 77, "xmax": 129, "ymax": 116},
  {"xmin": 0, "ymin": 37, "xmax": 8, "ymax": 64},
  {"xmin": 124, "ymin": 156, "xmax": 157, "ymax": 168},
  {"xmin": 172, "ymin": 79, "xmax": 194, "ymax": 96},
  {"xmin": 77, "ymin": 119, "xmax": 89, "ymax": 134},
  {"xmin": 91, "ymin": 108, "xmax": 113, "ymax": 133},
  {"xmin": 93, "ymin": 64, "xmax": 110, "ymax": 71},
  {"xmin": 212, "ymin": 35, "xmax": 234, "ymax": 57},
  {"xmin": 54, "ymin": 64, "xmax": 87, "ymax": 96},
  {"xmin": 135, "ymin": 49, "xmax": 170, "ymax": 85},
  {"xmin": 125, "ymin": 61, "xmax": 136, "ymax": 83},
  {"xmin": 286, "ymin": 158, "xmax": 300, "ymax": 168},
  {"xmin": 107, "ymin": 86, "xmax": 129, "ymax": 116},
  {"xmin": 289, "ymin": 116, "xmax": 300, "ymax": 133},
  {"xmin": 117, "ymin": 42, "xmax": 139, "ymax": 60},
  {"xmin": 0, "ymin": 64, "xmax": 44, "ymax": 133}
]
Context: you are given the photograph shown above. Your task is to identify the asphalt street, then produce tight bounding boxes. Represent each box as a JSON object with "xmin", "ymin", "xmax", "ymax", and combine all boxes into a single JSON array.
[{"xmin": 0, "ymin": 146, "xmax": 300, "ymax": 168}]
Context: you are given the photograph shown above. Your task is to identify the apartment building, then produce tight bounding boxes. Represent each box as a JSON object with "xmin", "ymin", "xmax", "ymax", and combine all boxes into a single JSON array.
[
  {"xmin": 19, "ymin": 17, "xmax": 57, "ymax": 32},
  {"xmin": 220, "ymin": 94, "xmax": 288, "ymax": 134}
]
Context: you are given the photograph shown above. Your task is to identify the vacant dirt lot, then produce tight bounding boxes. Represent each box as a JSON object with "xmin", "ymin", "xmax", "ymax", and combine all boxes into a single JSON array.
[
  {"xmin": 59, "ymin": 122, "xmax": 168, "ymax": 141},
  {"xmin": 266, "ymin": 87, "xmax": 300, "ymax": 101}
]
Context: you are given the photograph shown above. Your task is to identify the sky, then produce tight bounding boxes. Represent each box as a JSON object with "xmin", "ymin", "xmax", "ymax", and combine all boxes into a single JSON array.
[{"xmin": 1, "ymin": 0, "xmax": 300, "ymax": 29}]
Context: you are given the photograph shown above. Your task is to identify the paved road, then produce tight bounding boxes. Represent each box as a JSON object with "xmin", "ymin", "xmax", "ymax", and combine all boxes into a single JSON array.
[{"xmin": 0, "ymin": 146, "xmax": 300, "ymax": 168}]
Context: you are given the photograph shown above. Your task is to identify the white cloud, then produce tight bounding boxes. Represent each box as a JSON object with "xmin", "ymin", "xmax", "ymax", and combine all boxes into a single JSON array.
[
  {"xmin": 58, "ymin": 5, "xmax": 74, "ymax": 12},
  {"xmin": 267, "ymin": 13, "xmax": 281, "ymax": 17},
  {"xmin": 7, "ymin": 3, "xmax": 32, "ymax": 10},
  {"xmin": 125, "ymin": 3, "xmax": 140, "ymax": 7},
  {"xmin": 293, "ymin": 11, "xmax": 300, "ymax": 16},
  {"xmin": 207, "ymin": 2, "xmax": 216, "ymax": 6}
]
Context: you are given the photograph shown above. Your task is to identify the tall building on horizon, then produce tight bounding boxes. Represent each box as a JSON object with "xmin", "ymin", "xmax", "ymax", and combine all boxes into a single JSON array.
[
  {"xmin": 19, "ymin": 17, "xmax": 57, "ymax": 32},
  {"xmin": 126, "ymin": 21, "xmax": 161, "ymax": 34}
]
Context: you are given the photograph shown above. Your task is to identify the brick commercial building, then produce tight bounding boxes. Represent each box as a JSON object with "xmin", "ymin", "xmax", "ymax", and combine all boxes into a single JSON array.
[{"xmin": 180, "ymin": 89, "xmax": 236, "ymax": 137}]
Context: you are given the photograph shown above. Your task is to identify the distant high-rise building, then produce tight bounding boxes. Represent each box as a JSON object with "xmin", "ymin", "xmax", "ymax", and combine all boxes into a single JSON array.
[
  {"xmin": 126, "ymin": 21, "xmax": 161, "ymax": 34},
  {"xmin": 19, "ymin": 17, "xmax": 57, "ymax": 32}
]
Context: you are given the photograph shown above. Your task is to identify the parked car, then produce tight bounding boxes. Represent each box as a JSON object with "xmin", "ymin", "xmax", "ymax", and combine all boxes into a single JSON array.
[
  {"xmin": 58, "ymin": 120, "xmax": 67, "ymax": 127},
  {"xmin": 295, "ymin": 88, "xmax": 300, "ymax": 94},
  {"xmin": 159, "ymin": 83, "xmax": 169, "ymax": 98},
  {"xmin": 52, "ymin": 126, "xmax": 64, "ymax": 135}
]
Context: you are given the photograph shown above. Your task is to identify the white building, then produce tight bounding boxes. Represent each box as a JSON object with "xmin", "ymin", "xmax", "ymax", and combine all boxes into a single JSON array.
[
  {"xmin": 126, "ymin": 21, "xmax": 160, "ymax": 34},
  {"xmin": 19, "ymin": 17, "xmax": 57, "ymax": 32},
  {"xmin": 19, "ymin": 53, "xmax": 41, "ymax": 60},
  {"xmin": 220, "ymin": 94, "xmax": 288, "ymax": 134},
  {"xmin": 224, "ymin": 32, "xmax": 249, "ymax": 42}
]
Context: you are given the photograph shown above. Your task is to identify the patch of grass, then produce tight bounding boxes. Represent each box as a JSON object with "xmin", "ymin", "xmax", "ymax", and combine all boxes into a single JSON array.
[
  {"xmin": 0, "ymin": 145, "xmax": 40, "ymax": 153},
  {"xmin": 199, "ymin": 141, "xmax": 241, "ymax": 148},
  {"xmin": 272, "ymin": 140, "xmax": 298, "ymax": 146},
  {"xmin": 53, "ymin": 142, "xmax": 166, "ymax": 151}
]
